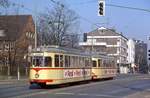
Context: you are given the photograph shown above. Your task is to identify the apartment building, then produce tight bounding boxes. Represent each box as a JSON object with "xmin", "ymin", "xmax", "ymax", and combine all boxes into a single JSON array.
[
  {"xmin": 0, "ymin": 15, "xmax": 35, "ymax": 76},
  {"xmin": 135, "ymin": 40, "xmax": 148, "ymax": 73},
  {"xmin": 127, "ymin": 39, "xmax": 135, "ymax": 73},
  {"xmin": 79, "ymin": 27, "xmax": 128, "ymax": 73}
]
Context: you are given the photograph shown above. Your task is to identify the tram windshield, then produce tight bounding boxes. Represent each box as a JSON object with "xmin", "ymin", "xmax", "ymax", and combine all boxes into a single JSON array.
[{"xmin": 32, "ymin": 56, "xmax": 52, "ymax": 67}]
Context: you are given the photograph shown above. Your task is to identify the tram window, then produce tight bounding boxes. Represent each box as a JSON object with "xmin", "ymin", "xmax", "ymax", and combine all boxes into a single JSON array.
[
  {"xmin": 98, "ymin": 59, "xmax": 102, "ymax": 67},
  {"xmin": 108, "ymin": 61, "xmax": 111, "ymax": 67},
  {"xmin": 68, "ymin": 56, "xmax": 70, "ymax": 67},
  {"xmin": 103, "ymin": 60, "xmax": 106, "ymax": 67},
  {"xmin": 71, "ymin": 56, "xmax": 76, "ymax": 67},
  {"xmin": 92, "ymin": 61, "xmax": 97, "ymax": 67},
  {"xmin": 70, "ymin": 56, "xmax": 73, "ymax": 67},
  {"xmin": 85, "ymin": 59, "xmax": 88, "ymax": 67},
  {"xmin": 65, "ymin": 56, "xmax": 69, "ymax": 67},
  {"xmin": 60, "ymin": 55, "xmax": 63, "ymax": 67},
  {"xmin": 106, "ymin": 60, "xmax": 109, "ymax": 67},
  {"xmin": 112, "ymin": 61, "xmax": 115, "ymax": 68},
  {"xmin": 80, "ymin": 57, "xmax": 85, "ymax": 67},
  {"xmin": 55, "ymin": 55, "xmax": 59, "ymax": 67},
  {"xmin": 72, "ymin": 56, "xmax": 75, "ymax": 67},
  {"xmin": 82, "ymin": 57, "xmax": 85, "ymax": 67},
  {"xmin": 76, "ymin": 56, "xmax": 79, "ymax": 67},
  {"xmin": 79, "ymin": 57, "xmax": 82, "ymax": 66},
  {"xmin": 45, "ymin": 57, "xmax": 52, "ymax": 67},
  {"xmin": 89, "ymin": 58, "xmax": 92, "ymax": 67},
  {"xmin": 75, "ymin": 56, "xmax": 78, "ymax": 67},
  {"xmin": 85, "ymin": 58, "xmax": 90, "ymax": 67},
  {"xmin": 32, "ymin": 57, "xmax": 43, "ymax": 67}
]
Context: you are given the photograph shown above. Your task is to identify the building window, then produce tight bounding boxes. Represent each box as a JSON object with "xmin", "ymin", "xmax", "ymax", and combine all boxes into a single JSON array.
[{"xmin": 26, "ymin": 32, "xmax": 34, "ymax": 39}]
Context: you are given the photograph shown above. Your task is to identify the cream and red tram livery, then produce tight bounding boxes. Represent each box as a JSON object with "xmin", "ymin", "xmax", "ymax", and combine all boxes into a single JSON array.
[
  {"xmin": 91, "ymin": 53, "xmax": 117, "ymax": 80},
  {"xmin": 29, "ymin": 46, "xmax": 92, "ymax": 85}
]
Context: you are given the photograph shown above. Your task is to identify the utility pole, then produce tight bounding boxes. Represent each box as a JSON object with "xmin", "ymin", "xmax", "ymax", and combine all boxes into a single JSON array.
[
  {"xmin": 16, "ymin": 4, "xmax": 20, "ymax": 80},
  {"xmin": 34, "ymin": 2, "xmax": 37, "ymax": 49},
  {"xmin": 34, "ymin": 16, "xmax": 37, "ymax": 48}
]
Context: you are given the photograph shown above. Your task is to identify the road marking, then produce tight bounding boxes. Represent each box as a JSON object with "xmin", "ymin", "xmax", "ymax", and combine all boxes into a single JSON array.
[
  {"xmin": 108, "ymin": 88, "xmax": 129, "ymax": 94},
  {"xmin": 55, "ymin": 92, "xmax": 74, "ymax": 95},
  {"xmin": 78, "ymin": 93, "xmax": 89, "ymax": 96},
  {"xmin": 55, "ymin": 92, "xmax": 117, "ymax": 98},
  {"xmin": 94, "ymin": 94, "xmax": 117, "ymax": 98},
  {"xmin": 11, "ymin": 91, "xmax": 48, "ymax": 98}
]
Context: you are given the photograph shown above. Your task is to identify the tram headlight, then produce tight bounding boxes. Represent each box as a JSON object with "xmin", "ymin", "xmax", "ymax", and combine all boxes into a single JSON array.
[{"xmin": 35, "ymin": 73, "xmax": 39, "ymax": 78}]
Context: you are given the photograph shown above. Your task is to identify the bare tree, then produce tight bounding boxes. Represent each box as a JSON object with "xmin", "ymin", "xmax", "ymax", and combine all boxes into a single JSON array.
[
  {"xmin": 0, "ymin": 0, "xmax": 10, "ymax": 8},
  {"xmin": 37, "ymin": 2, "xmax": 80, "ymax": 48}
]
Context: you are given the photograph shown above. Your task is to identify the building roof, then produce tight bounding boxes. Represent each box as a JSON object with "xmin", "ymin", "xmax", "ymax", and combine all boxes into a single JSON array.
[
  {"xmin": 0, "ymin": 15, "xmax": 34, "ymax": 41},
  {"xmin": 87, "ymin": 27, "xmax": 128, "ymax": 40}
]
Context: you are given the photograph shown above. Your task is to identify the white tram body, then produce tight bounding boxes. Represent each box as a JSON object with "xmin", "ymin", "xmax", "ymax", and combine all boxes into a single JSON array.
[{"xmin": 29, "ymin": 46, "xmax": 117, "ymax": 86}]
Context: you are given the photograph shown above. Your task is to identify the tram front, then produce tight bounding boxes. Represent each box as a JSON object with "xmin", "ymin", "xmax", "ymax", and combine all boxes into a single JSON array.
[{"xmin": 29, "ymin": 52, "xmax": 53, "ymax": 86}]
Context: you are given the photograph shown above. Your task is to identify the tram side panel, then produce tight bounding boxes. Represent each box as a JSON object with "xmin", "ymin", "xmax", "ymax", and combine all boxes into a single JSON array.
[
  {"xmin": 30, "ymin": 68, "xmax": 92, "ymax": 85},
  {"xmin": 63, "ymin": 68, "xmax": 91, "ymax": 83},
  {"xmin": 30, "ymin": 68, "xmax": 65, "ymax": 85},
  {"xmin": 30, "ymin": 54, "xmax": 92, "ymax": 85},
  {"xmin": 91, "ymin": 57, "xmax": 117, "ymax": 80}
]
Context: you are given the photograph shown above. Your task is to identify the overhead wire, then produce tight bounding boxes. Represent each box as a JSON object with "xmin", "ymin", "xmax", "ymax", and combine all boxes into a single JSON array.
[
  {"xmin": 7, "ymin": 0, "xmax": 150, "ymax": 30},
  {"xmin": 106, "ymin": 4, "xmax": 150, "ymax": 13},
  {"xmin": 50, "ymin": 0, "xmax": 102, "ymax": 28}
]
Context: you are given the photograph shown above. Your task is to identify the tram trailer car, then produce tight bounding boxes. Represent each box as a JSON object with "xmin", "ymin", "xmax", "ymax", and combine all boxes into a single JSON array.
[
  {"xmin": 91, "ymin": 54, "xmax": 117, "ymax": 80},
  {"xmin": 29, "ymin": 46, "xmax": 117, "ymax": 86}
]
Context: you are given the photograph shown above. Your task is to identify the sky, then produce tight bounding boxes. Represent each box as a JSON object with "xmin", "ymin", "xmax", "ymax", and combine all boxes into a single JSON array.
[{"xmin": 6, "ymin": 0, "xmax": 150, "ymax": 42}]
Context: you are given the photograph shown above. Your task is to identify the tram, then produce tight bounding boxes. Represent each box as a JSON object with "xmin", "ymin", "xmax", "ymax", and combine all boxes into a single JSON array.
[
  {"xmin": 29, "ymin": 46, "xmax": 92, "ymax": 86},
  {"xmin": 29, "ymin": 46, "xmax": 117, "ymax": 86}
]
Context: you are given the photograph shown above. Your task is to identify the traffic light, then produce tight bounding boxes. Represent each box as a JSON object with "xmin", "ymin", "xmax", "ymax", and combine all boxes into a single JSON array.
[{"xmin": 98, "ymin": 0, "xmax": 105, "ymax": 16}]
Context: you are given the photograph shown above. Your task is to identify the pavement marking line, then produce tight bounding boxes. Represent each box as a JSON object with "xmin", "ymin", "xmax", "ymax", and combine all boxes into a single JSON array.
[
  {"xmin": 78, "ymin": 93, "xmax": 117, "ymax": 98},
  {"xmin": 10, "ymin": 91, "xmax": 49, "ymax": 98},
  {"xmin": 55, "ymin": 93, "xmax": 117, "ymax": 98},
  {"xmin": 93, "ymin": 94, "xmax": 117, "ymax": 98},
  {"xmin": 78, "ymin": 93, "xmax": 89, "ymax": 96},
  {"xmin": 108, "ymin": 88, "xmax": 130, "ymax": 94},
  {"xmin": 55, "ymin": 92, "xmax": 74, "ymax": 95}
]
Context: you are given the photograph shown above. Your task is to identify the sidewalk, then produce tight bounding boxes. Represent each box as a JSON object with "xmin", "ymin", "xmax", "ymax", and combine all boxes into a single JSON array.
[{"xmin": 0, "ymin": 76, "xmax": 28, "ymax": 83}]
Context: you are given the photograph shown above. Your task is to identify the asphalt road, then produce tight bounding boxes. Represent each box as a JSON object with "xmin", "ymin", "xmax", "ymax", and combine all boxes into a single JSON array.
[{"xmin": 0, "ymin": 74, "xmax": 150, "ymax": 98}]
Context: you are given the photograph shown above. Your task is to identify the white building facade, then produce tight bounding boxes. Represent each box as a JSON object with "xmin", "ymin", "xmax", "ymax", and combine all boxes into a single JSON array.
[
  {"xmin": 79, "ymin": 27, "xmax": 128, "ymax": 74},
  {"xmin": 127, "ymin": 39, "xmax": 135, "ymax": 73}
]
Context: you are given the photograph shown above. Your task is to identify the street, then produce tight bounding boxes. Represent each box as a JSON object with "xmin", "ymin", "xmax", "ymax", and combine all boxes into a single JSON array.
[{"xmin": 0, "ymin": 74, "xmax": 150, "ymax": 98}]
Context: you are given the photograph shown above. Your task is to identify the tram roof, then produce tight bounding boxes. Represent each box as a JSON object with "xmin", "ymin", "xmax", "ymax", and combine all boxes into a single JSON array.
[
  {"xmin": 31, "ymin": 46, "xmax": 114, "ymax": 59},
  {"xmin": 31, "ymin": 45, "xmax": 91, "ymax": 56}
]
